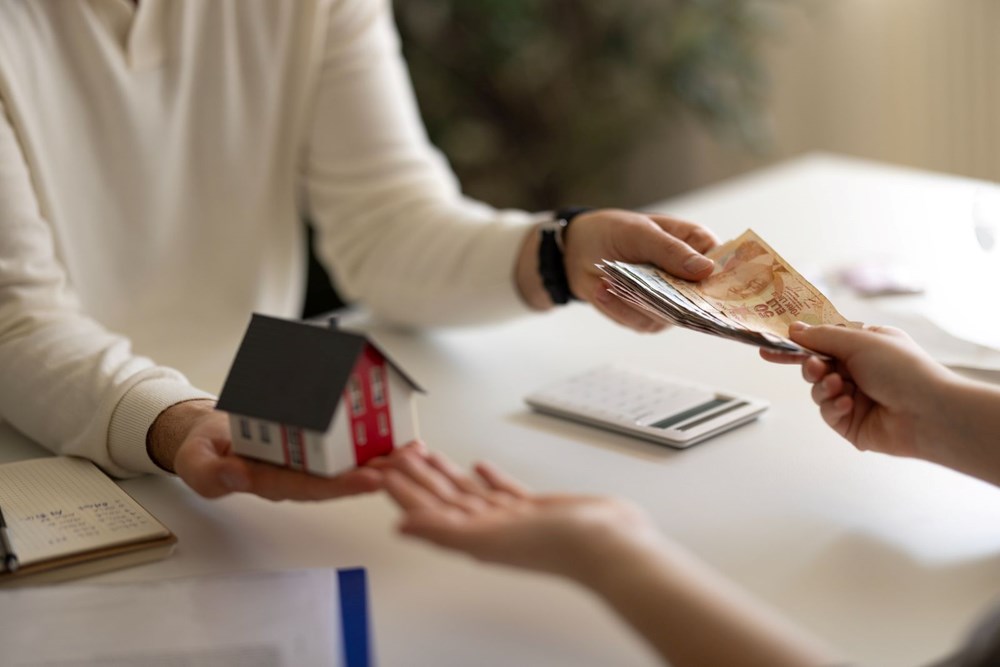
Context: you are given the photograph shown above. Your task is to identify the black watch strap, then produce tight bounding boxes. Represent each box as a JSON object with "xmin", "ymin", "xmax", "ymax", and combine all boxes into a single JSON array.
[{"xmin": 538, "ymin": 207, "xmax": 593, "ymax": 305}]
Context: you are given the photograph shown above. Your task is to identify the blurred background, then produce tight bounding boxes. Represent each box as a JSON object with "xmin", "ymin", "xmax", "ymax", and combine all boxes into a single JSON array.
[{"xmin": 392, "ymin": 0, "xmax": 1000, "ymax": 210}]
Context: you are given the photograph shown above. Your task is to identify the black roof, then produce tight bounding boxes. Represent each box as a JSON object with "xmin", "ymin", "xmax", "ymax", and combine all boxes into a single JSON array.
[{"xmin": 216, "ymin": 314, "xmax": 420, "ymax": 432}]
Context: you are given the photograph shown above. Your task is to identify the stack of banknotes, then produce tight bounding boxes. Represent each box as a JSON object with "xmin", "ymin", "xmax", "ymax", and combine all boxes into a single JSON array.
[{"xmin": 599, "ymin": 229, "xmax": 852, "ymax": 355}]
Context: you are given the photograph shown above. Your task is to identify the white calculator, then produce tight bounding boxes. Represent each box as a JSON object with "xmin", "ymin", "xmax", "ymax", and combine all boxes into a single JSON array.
[{"xmin": 525, "ymin": 365, "xmax": 769, "ymax": 448}]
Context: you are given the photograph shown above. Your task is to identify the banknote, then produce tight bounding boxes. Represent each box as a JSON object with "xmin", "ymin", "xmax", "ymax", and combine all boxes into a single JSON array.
[
  {"xmin": 665, "ymin": 229, "xmax": 851, "ymax": 334},
  {"xmin": 598, "ymin": 229, "xmax": 853, "ymax": 354}
]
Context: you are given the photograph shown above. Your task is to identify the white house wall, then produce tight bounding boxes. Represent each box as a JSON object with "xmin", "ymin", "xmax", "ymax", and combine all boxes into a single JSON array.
[
  {"xmin": 387, "ymin": 372, "xmax": 418, "ymax": 444},
  {"xmin": 319, "ymin": 405, "xmax": 356, "ymax": 476},
  {"xmin": 230, "ymin": 415, "xmax": 284, "ymax": 466}
]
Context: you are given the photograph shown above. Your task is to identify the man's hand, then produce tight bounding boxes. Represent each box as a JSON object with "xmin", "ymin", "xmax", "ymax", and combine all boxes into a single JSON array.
[
  {"xmin": 516, "ymin": 209, "xmax": 719, "ymax": 332},
  {"xmin": 148, "ymin": 400, "xmax": 383, "ymax": 500}
]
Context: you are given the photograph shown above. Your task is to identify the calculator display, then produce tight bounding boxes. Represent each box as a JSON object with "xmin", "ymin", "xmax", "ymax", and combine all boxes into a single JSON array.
[{"xmin": 651, "ymin": 397, "xmax": 749, "ymax": 431}]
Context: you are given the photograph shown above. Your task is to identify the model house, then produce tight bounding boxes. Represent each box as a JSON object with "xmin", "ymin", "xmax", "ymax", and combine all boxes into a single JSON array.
[{"xmin": 216, "ymin": 314, "xmax": 423, "ymax": 476}]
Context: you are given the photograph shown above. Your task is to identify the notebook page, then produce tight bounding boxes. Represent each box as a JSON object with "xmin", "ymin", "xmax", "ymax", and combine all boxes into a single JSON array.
[{"xmin": 0, "ymin": 457, "xmax": 169, "ymax": 566}]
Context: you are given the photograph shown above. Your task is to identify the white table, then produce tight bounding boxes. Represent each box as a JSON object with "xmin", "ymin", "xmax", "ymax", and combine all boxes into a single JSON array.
[{"xmin": 5, "ymin": 153, "xmax": 1000, "ymax": 667}]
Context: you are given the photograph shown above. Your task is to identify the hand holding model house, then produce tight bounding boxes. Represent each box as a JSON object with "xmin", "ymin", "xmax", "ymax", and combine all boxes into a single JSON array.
[
  {"xmin": 154, "ymin": 314, "xmax": 424, "ymax": 500},
  {"xmin": 219, "ymin": 313, "xmax": 423, "ymax": 473}
]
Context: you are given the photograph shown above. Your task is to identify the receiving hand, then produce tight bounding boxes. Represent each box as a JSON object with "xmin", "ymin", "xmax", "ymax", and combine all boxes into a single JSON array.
[
  {"xmin": 564, "ymin": 209, "xmax": 719, "ymax": 332},
  {"xmin": 760, "ymin": 322, "xmax": 958, "ymax": 459},
  {"xmin": 152, "ymin": 400, "xmax": 385, "ymax": 501},
  {"xmin": 383, "ymin": 447, "xmax": 663, "ymax": 582}
]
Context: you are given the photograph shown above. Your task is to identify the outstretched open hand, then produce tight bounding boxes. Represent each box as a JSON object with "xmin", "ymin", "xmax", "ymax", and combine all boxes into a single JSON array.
[{"xmin": 383, "ymin": 447, "xmax": 662, "ymax": 582}]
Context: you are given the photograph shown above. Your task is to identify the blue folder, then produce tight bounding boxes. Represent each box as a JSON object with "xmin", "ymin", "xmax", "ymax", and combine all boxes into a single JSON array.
[{"xmin": 338, "ymin": 567, "xmax": 372, "ymax": 667}]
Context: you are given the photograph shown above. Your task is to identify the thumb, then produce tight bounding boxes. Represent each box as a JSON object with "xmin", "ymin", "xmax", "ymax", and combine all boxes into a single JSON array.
[
  {"xmin": 788, "ymin": 322, "xmax": 883, "ymax": 360},
  {"xmin": 619, "ymin": 223, "xmax": 715, "ymax": 280}
]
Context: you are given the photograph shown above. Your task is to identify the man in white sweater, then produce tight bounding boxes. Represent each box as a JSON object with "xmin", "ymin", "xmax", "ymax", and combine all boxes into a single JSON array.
[{"xmin": 0, "ymin": 0, "xmax": 719, "ymax": 501}]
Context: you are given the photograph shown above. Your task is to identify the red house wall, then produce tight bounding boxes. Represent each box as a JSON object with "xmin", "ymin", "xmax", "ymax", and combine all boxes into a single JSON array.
[{"xmin": 344, "ymin": 344, "xmax": 395, "ymax": 465}]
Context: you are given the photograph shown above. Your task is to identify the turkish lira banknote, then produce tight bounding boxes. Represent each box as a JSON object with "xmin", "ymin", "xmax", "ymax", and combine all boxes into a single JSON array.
[{"xmin": 599, "ymin": 229, "xmax": 853, "ymax": 354}]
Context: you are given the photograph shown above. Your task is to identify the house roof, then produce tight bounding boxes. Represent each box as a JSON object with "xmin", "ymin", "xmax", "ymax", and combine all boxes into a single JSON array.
[{"xmin": 216, "ymin": 314, "xmax": 421, "ymax": 432}]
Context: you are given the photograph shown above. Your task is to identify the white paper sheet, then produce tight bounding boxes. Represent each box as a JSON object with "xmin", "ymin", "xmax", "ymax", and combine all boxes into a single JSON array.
[
  {"xmin": 0, "ymin": 569, "xmax": 351, "ymax": 667},
  {"xmin": 834, "ymin": 293, "xmax": 1000, "ymax": 378}
]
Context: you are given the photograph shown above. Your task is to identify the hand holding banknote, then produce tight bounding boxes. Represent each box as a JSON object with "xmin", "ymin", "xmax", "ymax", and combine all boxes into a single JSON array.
[
  {"xmin": 599, "ymin": 229, "xmax": 855, "ymax": 354},
  {"xmin": 762, "ymin": 322, "xmax": 956, "ymax": 460},
  {"xmin": 562, "ymin": 210, "xmax": 720, "ymax": 332}
]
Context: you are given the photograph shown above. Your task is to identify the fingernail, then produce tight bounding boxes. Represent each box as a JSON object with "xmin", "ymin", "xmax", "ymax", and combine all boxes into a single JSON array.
[
  {"xmin": 220, "ymin": 470, "xmax": 250, "ymax": 492},
  {"xmin": 683, "ymin": 255, "xmax": 713, "ymax": 273},
  {"xmin": 789, "ymin": 321, "xmax": 810, "ymax": 333}
]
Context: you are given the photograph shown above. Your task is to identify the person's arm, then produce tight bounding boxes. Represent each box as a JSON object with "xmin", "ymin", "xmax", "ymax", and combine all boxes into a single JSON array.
[
  {"xmin": 0, "ymin": 93, "xmax": 216, "ymax": 478},
  {"xmin": 382, "ymin": 448, "xmax": 840, "ymax": 667},
  {"xmin": 302, "ymin": 0, "xmax": 717, "ymax": 332},
  {"xmin": 586, "ymin": 534, "xmax": 837, "ymax": 667},
  {"xmin": 924, "ymin": 376, "xmax": 1000, "ymax": 487},
  {"xmin": 0, "ymin": 94, "xmax": 382, "ymax": 501},
  {"xmin": 762, "ymin": 323, "xmax": 1000, "ymax": 487}
]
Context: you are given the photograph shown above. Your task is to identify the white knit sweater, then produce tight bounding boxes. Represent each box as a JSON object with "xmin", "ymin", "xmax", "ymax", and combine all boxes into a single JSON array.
[{"xmin": 0, "ymin": 0, "xmax": 535, "ymax": 476}]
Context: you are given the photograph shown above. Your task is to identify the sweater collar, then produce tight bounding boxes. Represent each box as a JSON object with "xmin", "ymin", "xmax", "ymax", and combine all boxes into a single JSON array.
[{"xmin": 102, "ymin": 0, "xmax": 168, "ymax": 71}]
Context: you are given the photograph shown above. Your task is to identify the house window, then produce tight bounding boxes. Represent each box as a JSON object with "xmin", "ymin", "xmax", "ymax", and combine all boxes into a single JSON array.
[
  {"xmin": 348, "ymin": 375, "xmax": 365, "ymax": 416},
  {"xmin": 377, "ymin": 412, "xmax": 389, "ymax": 437},
  {"xmin": 370, "ymin": 367, "xmax": 386, "ymax": 407},
  {"xmin": 287, "ymin": 427, "xmax": 304, "ymax": 467},
  {"xmin": 354, "ymin": 422, "xmax": 367, "ymax": 446},
  {"xmin": 259, "ymin": 423, "xmax": 271, "ymax": 444},
  {"xmin": 239, "ymin": 418, "xmax": 252, "ymax": 440}
]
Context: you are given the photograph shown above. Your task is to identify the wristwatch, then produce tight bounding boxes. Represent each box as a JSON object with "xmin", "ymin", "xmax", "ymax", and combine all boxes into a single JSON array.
[{"xmin": 538, "ymin": 207, "xmax": 592, "ymax": 305}]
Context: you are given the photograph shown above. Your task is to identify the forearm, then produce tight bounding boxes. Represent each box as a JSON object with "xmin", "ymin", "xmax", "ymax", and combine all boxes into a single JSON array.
[
  {"xmin": 579, "ymin": 538, "xmax": 839, "ymax": 667},
  {"xmin": 925, "ymin": 377, "xmax": 1000, "ymax": 487},
  {"xmin": 305, "ymin": 0, "xmax": 541, "ymax": 327}
]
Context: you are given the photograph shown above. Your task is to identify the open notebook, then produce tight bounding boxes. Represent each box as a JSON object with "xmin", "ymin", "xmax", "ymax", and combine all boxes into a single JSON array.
[{"xmin": 0, "ymin": 456, "xmax": 176, "ymax": 586}]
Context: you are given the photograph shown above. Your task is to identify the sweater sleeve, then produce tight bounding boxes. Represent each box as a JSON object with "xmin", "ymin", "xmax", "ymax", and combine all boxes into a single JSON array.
[
  {"xmin": 922, "ymin": 602, "xmax": 1000, "ymax": 667},
  {"xmin": 0, "ymin": 95, "xmax": 213, "ymax": 477},
  {"xmin": 302, "ymin": 0, "xmax": 542, "ymax": 328}
]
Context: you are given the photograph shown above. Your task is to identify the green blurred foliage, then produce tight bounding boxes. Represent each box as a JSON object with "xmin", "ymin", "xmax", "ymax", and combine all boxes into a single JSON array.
[{"xmin": 394, "ymin": 0, "xmax": 786, "ymax": 209}]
